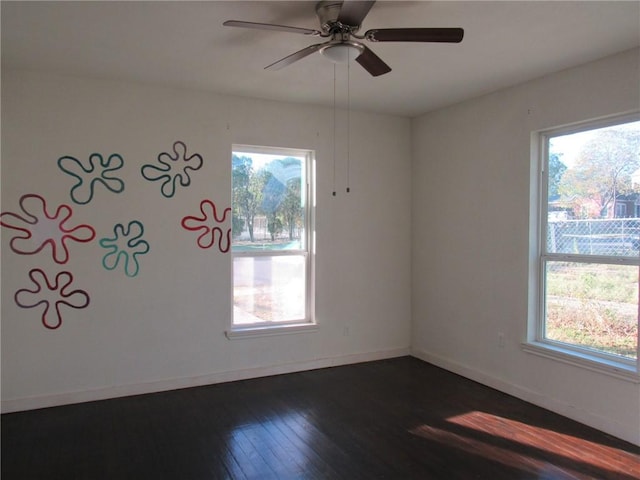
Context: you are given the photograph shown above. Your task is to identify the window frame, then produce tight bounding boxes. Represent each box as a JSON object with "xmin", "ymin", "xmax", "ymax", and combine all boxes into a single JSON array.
[
  {"xmin": 615, "ymin": 203, "xmax": 627, "ymax": 218},
  {"xmin": 227, "ymin": 144, "xmax": 316, "ymax": 339},
  {"xmin": 525, "ymin": 113, "xmax": 640, "ymax": 381}
]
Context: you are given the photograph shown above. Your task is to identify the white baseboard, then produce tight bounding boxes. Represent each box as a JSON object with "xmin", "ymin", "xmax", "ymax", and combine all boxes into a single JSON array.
[
  {"xmin": 1, "ymin": 347, "xmax": 410, "ymax": 414},
  {"xmin": 411, "ymin": 348, "xmax": 639, "ymax": 446}
]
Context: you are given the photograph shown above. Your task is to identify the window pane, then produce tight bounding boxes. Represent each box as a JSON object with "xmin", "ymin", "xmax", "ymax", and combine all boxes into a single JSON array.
[
  {"xmin": 232, "ymin": 151, "xmax": 305, "ymax": 251},
  {"xmin": 544, "ymin": 261, "xmax": 638, "ymax": 360},
  {"xmin": 547, "ymin": 121, "xmax": 640, "ymax": 257},
  {"xmin": 233, "ymin": 255, "xmax": 306, "ymax": 324}
]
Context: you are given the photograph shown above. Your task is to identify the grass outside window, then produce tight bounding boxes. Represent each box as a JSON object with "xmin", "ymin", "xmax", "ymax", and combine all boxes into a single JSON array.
[{"xmin": 545, "ymin": 262, "xmax": 638, "ymax": 359}]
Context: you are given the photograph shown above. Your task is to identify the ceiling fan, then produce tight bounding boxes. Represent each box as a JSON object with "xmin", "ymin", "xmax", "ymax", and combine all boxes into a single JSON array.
[{"xmin": 223, "ymin": 0, "xmax": 464, "ymax": 77}]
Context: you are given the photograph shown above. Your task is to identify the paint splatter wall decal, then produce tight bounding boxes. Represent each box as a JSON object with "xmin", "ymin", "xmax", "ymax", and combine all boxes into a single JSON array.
[
  {"xmin": 58, "ymin": 153, "xmax": 125, "ymax": 205},
  {"xmin": 14, "ymin": 269, "xmax": 90, "ymax": 330},
  {"xmin": 181, "ymin": 199, "xmax": 232, "ymax": 253},
  {"xmin": 0, "ymin": 194, "xmax": 96, "ymax": 264},
  {"xmin": 99, "ymin": 220, "xmax": 150, "ymax": 277},
  {"xmin": 141, "ymin": 141, "xmax": 203, "ymax": 198}
]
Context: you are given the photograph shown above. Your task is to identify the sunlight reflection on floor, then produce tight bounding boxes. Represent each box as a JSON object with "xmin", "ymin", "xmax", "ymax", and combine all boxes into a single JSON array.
[
  {"xmin": 409, "ymin": 411, "xmax": 640, "ymax": 479},
  {"xmin": 225, "ymin": 411, "xmax": 314, "ymax": 477}
]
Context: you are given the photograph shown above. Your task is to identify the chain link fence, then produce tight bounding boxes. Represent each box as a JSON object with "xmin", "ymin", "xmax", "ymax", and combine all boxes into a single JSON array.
[{"xmin": 547, "ymin": 218, "xmax": 640, "ymax": 256}]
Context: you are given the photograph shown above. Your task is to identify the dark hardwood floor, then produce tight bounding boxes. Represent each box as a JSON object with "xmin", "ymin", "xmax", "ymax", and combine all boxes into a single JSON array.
[{"xmin": 2, "ymin": 356, "xmax": 639, "ymax": 479}]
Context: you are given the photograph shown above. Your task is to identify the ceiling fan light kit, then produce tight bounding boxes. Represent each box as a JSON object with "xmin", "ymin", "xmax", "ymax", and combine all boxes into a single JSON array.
[
  {"xmin": 224, "ymin": 0, "xmax": 464, "ymax": 77},
  {"xmin": 320, "ymin": 41, "xmax": 363, "ymax": 64}
]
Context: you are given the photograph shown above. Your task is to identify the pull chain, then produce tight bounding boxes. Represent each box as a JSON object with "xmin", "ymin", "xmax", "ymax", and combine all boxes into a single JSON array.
[
  {"xmin": 332, "ymin": 63, "xmax": 337, "ymax": 197},
  {"xmin": 346, "ymin": 49, "xmax": 351, "ymax": 193}
]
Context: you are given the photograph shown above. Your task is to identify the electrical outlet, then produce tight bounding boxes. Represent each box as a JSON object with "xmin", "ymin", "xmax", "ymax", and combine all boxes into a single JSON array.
[
  {"xmin": 498, "ymin": 332, "xmax": 505, "ymax": 348},
  {"xmin": 343, "ymin": 326, "xmax": 350, "ymax": 336}
]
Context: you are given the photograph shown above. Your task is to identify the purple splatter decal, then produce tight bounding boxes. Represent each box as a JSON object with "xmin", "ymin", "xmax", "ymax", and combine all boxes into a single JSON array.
[{"xmin": 15, "ymin": 269, "xmax": 90, "ymax": 330}]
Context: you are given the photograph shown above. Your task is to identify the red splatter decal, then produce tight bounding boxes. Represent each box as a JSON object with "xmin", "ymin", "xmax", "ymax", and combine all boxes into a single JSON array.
[{"xmin": 181, "ymin": 199, "xmax": 231, "ymax": 253}]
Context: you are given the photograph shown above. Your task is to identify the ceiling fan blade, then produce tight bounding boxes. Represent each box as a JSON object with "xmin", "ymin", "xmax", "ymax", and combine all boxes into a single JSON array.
[
  {"xmin": 355, "ymin": 45, "xmax": 391, "ymax": 77},
  {"xmin": 265, "ymin": 43, "xmax": 325, "ymax": 71},
  {"xmin": 366, "ymin": 28, "xmax": 464, "ymax": 43},
  {"xmin": 223, "ymin": 20, "xmax": 321, "ymax": 36},
  {"xmin": 337, "ymin": 0, "xmax": 376, "ymax": 26}
]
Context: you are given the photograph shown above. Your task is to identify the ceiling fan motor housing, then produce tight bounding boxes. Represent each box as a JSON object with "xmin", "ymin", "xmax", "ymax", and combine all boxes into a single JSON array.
[{"xmin": 316, "ymin": 1, "xmax": 360, "ymax": 33}]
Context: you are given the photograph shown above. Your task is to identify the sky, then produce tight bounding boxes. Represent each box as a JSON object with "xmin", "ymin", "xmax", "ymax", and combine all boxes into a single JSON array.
[
  {"xmin": 234, "ymin": 151, "xmax": 305, "ymax": 170},
  {"xmin": 549, "ymin": 120, "xmax": 639, "ymax": 168}
]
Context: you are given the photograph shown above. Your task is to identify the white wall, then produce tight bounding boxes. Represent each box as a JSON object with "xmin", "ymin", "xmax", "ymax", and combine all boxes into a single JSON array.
[
  {"xmin": 1, "ymin": 70, "xmax": 412, "ymax": 411},
  {"xmin": 411, "ymin": 48, "xmax": 640, "ymax": 445},
  {"xmin": 3, "ymin": 49, "xmax": 638, "ymax": 446}
]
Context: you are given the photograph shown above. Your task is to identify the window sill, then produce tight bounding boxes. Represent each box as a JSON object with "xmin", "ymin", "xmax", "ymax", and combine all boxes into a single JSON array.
[
  {"xmin": 226, "ymin": 322, "xmax": 318, "ymax": 340},
  {"xmin": 522, "ymin": 341, "xmax": 639, "ymax": 383}
]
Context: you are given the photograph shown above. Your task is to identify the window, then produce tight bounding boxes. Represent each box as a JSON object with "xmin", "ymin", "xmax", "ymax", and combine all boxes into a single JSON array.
[
  {"xmin": 528, "ymin": 115, "xmax": 640, "ymax": 379},
  {"xmin": 228, "ymin": 145, "xmax": 315, "ymax": 337}
]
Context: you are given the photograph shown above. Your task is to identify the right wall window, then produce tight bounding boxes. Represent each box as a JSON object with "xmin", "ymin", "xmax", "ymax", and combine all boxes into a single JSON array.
[{"xmin": 531, "ymin": 115, "xmax": 640, "ymax": 377}]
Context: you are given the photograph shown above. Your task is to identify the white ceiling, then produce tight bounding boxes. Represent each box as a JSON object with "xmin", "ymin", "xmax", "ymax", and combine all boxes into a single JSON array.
[{"xmin": 2, "ymin": 1, "xmax": 639, "ymax": 118}]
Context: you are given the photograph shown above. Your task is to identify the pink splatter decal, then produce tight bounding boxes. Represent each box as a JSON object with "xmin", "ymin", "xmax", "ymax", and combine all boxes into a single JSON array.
[
  {"xmin": 181, "ymin": 199, "xmax": 232, "ymax": 253},
  {"xmin": 0, "ymin": 194, "xmax": 96, "ymax": 264},
  {"xmin": 14, "ymin": 269, "xmax": 90, "ymax": 330}
]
